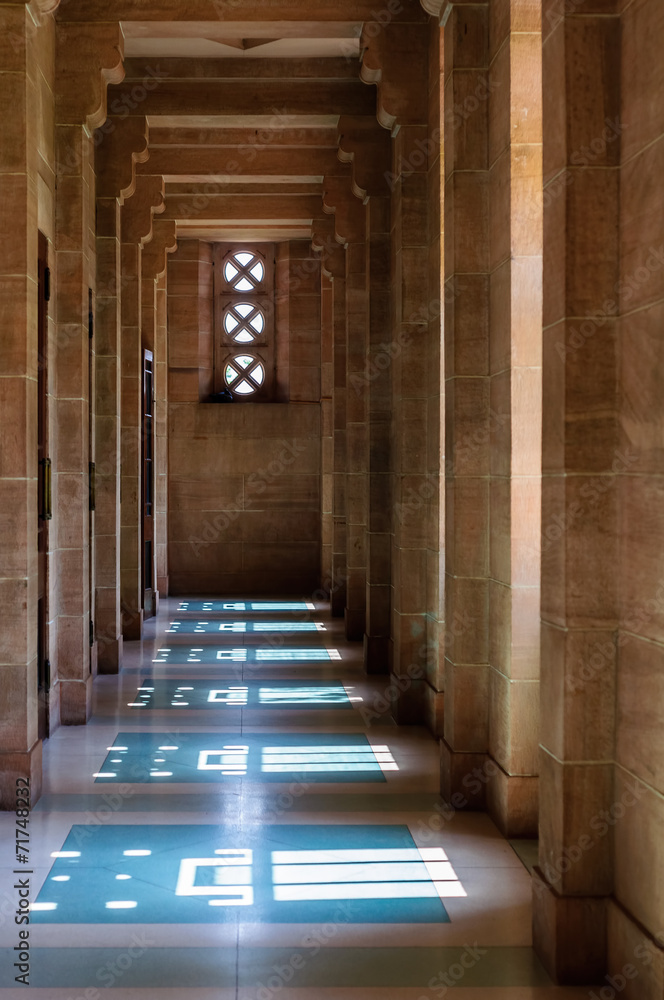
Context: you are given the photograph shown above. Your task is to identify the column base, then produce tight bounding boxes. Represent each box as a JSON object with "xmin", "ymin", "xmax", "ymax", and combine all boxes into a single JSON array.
[
  {"xmin": 330, "ymin": 585, "xmax": 346, "ymax": 617},
  {"xmin": 0, "ymin": 742, "xmax": 43, "ymax": 810},
  {"xmin": 606, "ymin": 898, "xmax": 664, "ymax": 1000},
  {"xmin": 363, "ymin": 633, "xmax": 390, "ymax": 674},
  {"xmin": 440, "ymin": 739, "xmax": 489, "ymax": 809},
  {"xmin": 157, "ymin": 575, "xmax": 169, "ymax": 597},
  {"xmin": 45, "ymin": 681, "xmax": 61, "ymax": 735},
  {"xmin": 532, "ymin": 865, "xmax": 607, "ymax": 984},
  {"xmin": 392, "ymin": 677, "xmax": 426, "ymax": 725},
  {"xmin": 486, "ymin": 764, "xmax": 539, "ymax": 837},
  {"xmin": 424, "ymin": 686, "xmax": 444, "ymax": 738},
  {"xmin": 97, "ymin": 635, "xmax": 123, "ymax": 675},
  {"xmin": 59, "ymin": 675, "xmax": 93, "ymax": 725},
  {"xmin": 345, "ymin": 606, "xmax": 365, "ymax": 641},
  {"xmin": 122, "ymin": 608, "xmax": 144, "ymax": 641}
]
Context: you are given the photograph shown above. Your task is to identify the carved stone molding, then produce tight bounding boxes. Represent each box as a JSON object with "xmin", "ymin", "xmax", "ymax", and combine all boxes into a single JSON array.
[
  {"xmin": 121, "ymin": 174, "xmax": 165, "ymax": 247},
  {"xmin": 55, "ymin": 21, "xmax": 124, "ymax": 129},
  {"xmin": 322, "ymin": 176, "xmax": 366, "ymax": 246},
  {"xmin": 360, "ymin": 22, "xmax": 429, "ymax": 130},
  {"xmin": 26, "ymin": 0, "xmax": 61, "ymax": 16},
  {"xmin": 95, "ymin": 116, "xmax": 150, "ymax": 203},
  {"xmin": 142, "ymin": 218, "xmax": 177, "ymax": 280},
  {"xmin": 337, "ymin": 115, "xmax": 392, "ymax": 201},
  {"xmin": 420, "ymin": 0, "xmax": 447, "ymax": 18}
]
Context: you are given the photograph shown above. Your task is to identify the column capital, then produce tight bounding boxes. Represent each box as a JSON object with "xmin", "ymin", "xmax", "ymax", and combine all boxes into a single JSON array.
[
  {"xmin": 121, "ymin": 174, "xmax": 165, "ymax": 247},
  {"xmin": 323, "ymin": 176, "xmax": 366, "ymax": 246},
  {"xmin": 95, "ymin": 115, "xmax": 149, "ymax": 203},
  {"xmin": 337, "ymin": 115, "xmax": 392, "ymax": 200},
  {"xmin": 360, "ymin": 21, "xmax": 429, "ymax": 130},
  {"xmin": 24, "ymin": 0, "xmax": 61, "ymax": 13},
  {"xmin": 142, "ymin": 218, "xmax": 177, "ymax": 281},
  {"xmin": 420, "ymin": 0, "xmax": 447, "ymax": 18},
  {"xmin": 312, "ymin": 217, "xmax": 346, "ymax": 279},
  {"xmin": 55, "ymin": 21, "xmax": 124, "ymax": 129}
]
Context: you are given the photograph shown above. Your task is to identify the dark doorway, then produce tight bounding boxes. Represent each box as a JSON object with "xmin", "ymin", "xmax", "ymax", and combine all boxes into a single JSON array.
[
  {"xmin": 37, "ymin": 231, "xmax": 50, "ymax": 740},
  {"xmin": 142, "ymin": 349, "xmax": 155, "ymax": 618}
]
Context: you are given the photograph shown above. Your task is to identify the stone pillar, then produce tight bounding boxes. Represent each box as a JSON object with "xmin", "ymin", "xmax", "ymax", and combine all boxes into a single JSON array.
[
  {"xmin": 330, "ymin": 248, "xmax": 348, "ymax": 617},
  {"xmin": 362, "ymin": 17, "xmax": 433, "ymax": 720},
  {"xmin": 141, "ymin": 218, "xmax": 177, "ymax": 617},
  {"xmin": 533, "ymin": 0, "xmax": 621, "ymax": 983},
  {"xmin": 424, "ymin": 18, "xmax": 444, "ymax": 735},
  {"xmin": 0, "ymin": 2, "xmax": 44, "ymax": 803},
  {"xmin": 485, "ymin": 0, "xmax": 542, "ymax": 836},
  {"xmin": 337, "ymin": 116, "xmax": 394, "ymax": 672},
  {"xmin": 607, "ymin": 2, "xmax": 664, "ymax": 993},
  {"xmin": 94, "ymin": 114, "xmax": 148, "ymax": 672},
  {"xmin": 54, "ymin": 20, "xmax": 124, "ymax": 722},
  {"xmin": 365, "ymin": 193, "xmax": 392, "ymax": 673},
  {"xmin": 155, "ymin": 271, "xmax": 169, "ymax": 597},
  {"xmin": 439, "ymin": 1, "xmax": 492, "ymax": 796},
  {"xmin": 119, "ymin": 174, "xmax": 164, "ymax": 640},
  {"xmin": 336, "ymin": 195, "xmax": 369, "ymax": 641},
  {"xmin": 320, "ymin": 272, "xmax": 334, "ymax": 594}
]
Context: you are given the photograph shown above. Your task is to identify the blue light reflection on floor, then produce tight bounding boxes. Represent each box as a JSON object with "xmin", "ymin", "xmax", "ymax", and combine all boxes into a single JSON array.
[
  {"xmin": 167, "ymin": 621, "xmax": 326, "ymax": 634},
  {"xmin": 177, "ymin": 601, "xmax": 315, "ymax": 613},
  {"xmin": 94, "ymin": 733, "xmax": 391, "ymax": 784},
  {"xmin": 32, "ymin": 825, "xmax": 451, "ymax": 924},
  {"xmin": 152, "ymin": 647, "xmax": 341, "ymax": 664},
  {"xmin": 127, "ymin": 680, "xmax": 351, "ymax": 710}
]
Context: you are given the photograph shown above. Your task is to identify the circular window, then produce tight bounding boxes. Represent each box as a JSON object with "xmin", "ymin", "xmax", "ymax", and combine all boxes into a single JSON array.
[
  {"xmin": 224, "ymin": 251, "xmax": 265, "ymax": 291},
  {"xmin": 223, "ymin": 303, "xmax": 265, "ymax": 343},
  {"xmin": 224, "ymin": 355, "xmax": 265, "ymax": 396}
]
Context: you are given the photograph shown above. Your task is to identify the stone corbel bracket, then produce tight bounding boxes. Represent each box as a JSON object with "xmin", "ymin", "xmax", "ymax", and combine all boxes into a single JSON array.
[
  {"xmin": 55, "ymin": 21, "xmax": 124, "ymax": 130},
  {"xmin": 420, "ymin": 0, "xmax": 448, "ymax": 19},
  {"xmin": 311, "ymin": 214, "xmax": 342, "ymax": 277},
  {"xmin": 360, "ymin": 21, "xmax": 430, "ymax": 131},
  {"xmin": 322, "ymin": 176, "xmax": 365, "ymax": 247},
  {"xmin": 142, "ymin": 218, "xmax": 178, "ymax": 281},
  {"xmin": 26, "ymin": 0, "xmax": 61, "ymax": 16},
  {"xmin": 121, "ymin": 174, "xmax": 166, "ymax": 248},
  {"xmin": 337, "ymin": 115, "xmax": 392, "ymax": 201},
  {"xmin": 95, "ymin": 115, "xmax": 150, "ymax": 204}
]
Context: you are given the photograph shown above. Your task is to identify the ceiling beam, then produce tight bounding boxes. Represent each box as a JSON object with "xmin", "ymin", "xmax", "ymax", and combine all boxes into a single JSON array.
[
  {"xmin": 108, "ymin": 79, "xmax": 375, "ymax": 118},
  {"xmin": 122, "ymin": 57, "xmax": 362, "ymax": 80},
  {"xmin": 163, "ymin": 192, "xmax": 322, "ymax": 221},
  {"xmin": 148, "ymin": 126, "xmax": 340, "ymax": 146},
  {"xmin": 166, "ymin": 181, "xmax": 321, "ymax": 194},
  {"xmin": 137, "ymin": 147, "xmax": 348, "ymax": 177},
  {"xmin": 58, "ymin": 1, "xmax": 426, "ymax": 22}
]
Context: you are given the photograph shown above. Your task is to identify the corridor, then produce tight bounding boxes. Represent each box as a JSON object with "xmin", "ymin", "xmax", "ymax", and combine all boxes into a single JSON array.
[{"xmin": 0, "ymin": 596, "xmax": 593, "ymax": 998}]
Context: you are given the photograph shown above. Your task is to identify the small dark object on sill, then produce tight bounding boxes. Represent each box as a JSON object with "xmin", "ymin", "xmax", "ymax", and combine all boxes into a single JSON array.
[{"xmin": 209, "ymin": 389, "xmax": 235, "ymax": 403}]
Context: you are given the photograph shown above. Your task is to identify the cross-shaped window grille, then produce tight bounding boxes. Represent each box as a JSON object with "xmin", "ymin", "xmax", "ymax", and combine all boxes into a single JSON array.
[
  {"xmin": 224, "ymin": 355, "xmax": 266, "ymax": 395},
  {"xmin": 215, "ymin": 245, "xmax": 274, "ymax": 400},
  {"xmin": 224, "ymin": 252, "xmax": 265, "ymax": 292}
]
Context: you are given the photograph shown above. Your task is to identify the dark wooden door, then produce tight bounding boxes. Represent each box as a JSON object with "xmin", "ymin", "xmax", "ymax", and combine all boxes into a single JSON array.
[
  {"xmin": 37, "ymin": 232, "xmax": 50, "ymax": 740},
  {"xmin": 142, "ymin": 349, "xmax": 155, "ymax": 618}
]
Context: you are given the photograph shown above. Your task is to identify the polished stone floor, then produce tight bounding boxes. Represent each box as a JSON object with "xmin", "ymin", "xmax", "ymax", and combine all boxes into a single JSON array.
[{"xmin": 0, "ymin": 596, "xmax": 598, "ymax": 997}]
